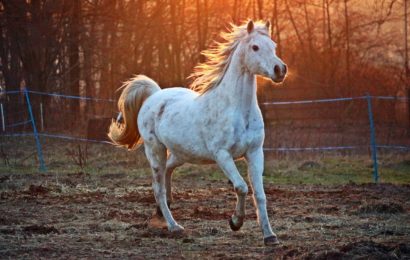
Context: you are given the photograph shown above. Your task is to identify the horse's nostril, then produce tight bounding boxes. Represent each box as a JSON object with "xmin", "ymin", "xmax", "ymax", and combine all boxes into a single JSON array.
[
  {"xmin": 274, "ymin": 65, "xmax": 280, "ymax": 76},
  {"xmin": 283, "ymin": 64, "xmax": 288, "ymax": 74}
]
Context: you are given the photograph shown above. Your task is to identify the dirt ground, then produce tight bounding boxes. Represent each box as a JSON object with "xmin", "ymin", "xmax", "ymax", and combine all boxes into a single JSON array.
[{"xmin": 0, "ymin": 170, "xmax": 409, "ymax": 259}]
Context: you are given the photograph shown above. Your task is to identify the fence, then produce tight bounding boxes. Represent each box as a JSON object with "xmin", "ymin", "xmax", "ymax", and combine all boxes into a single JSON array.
[{"xmin": 1, "ymin": 88, "xmax": 409, "ymax": 183}]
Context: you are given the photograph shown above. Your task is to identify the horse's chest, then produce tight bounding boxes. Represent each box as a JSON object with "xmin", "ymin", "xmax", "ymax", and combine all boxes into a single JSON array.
[
  {"xmin": 212, "ymin": 115, "xmax": 263, "ymax": 157},
  {"xmin": 231, "ymin": 126, "xmax": 262, "ymax": 156}
]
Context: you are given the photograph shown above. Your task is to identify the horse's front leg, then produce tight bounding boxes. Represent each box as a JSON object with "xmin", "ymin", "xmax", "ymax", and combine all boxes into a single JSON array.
[
  {"xmin": 246, "ymin": 147, "xmax": 279, "ymax": 246},
  {"xmin": 215, "ymin": 150, "xmax": 248, "ymax": 231}
]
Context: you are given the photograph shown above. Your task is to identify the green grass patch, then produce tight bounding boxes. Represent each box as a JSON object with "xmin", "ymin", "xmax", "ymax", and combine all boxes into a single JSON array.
[{"xmin": 1, "ymin": 137, "xmax": 409, "ymax": 185}]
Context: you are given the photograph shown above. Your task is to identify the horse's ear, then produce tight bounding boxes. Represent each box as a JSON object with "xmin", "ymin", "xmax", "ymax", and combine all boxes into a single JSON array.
[
  {"xmin": 247, "ymin": 20, "xmax": 254, "ymax": 34},
  {"xmin": 265, "ymin": 20, "xmax": 271, "ymax": 30}
]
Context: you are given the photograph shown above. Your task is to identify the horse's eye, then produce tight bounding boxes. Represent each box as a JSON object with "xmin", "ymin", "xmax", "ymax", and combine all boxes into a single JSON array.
[{"xmin": 252, "ymin": 45, "xmax": 259, "ymax": 51}]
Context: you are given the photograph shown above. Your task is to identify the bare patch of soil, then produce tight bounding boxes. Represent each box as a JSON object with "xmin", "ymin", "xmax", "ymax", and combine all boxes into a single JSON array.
[{"xmin": 0, "ymin": 172, "xmax": 409, "ymax": 259}]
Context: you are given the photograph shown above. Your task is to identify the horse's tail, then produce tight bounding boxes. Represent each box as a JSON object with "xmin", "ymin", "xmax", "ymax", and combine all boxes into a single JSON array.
[{"xmin": 108, "ymin": 75, "xmax": 161, "ymax": 150}]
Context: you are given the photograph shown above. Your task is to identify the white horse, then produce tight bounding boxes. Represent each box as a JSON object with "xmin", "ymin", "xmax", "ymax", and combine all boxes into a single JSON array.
[{"xmin": 108, "ymin": 20, "xmax": 287, "ymax": 246}]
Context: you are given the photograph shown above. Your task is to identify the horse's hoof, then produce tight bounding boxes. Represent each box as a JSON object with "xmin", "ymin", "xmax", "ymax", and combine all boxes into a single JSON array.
[
  {"xmin": 169, "ymin": 224, "xmax": 185, "ymax": 234},
  {"xmin": 229, "ymin": 218, "xmax": 242, "ymax": 231},
  {"xmin": 264, "ymin": 235, "xmax": 280, "ymax": 246}
]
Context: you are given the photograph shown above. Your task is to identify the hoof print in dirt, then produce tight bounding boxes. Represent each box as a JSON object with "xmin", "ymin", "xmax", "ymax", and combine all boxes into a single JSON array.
[
  {"xmin": 357, "ymin": 202, "xmax": 405, "ymax": 215},
  {"xmin": 23, "ymin": 225, "xmax": 59, "ymax": 235},
  {"xmin": 142, "ymin": 228, "xmax": 186, "ymax": 239},
  {"xmin": 182, "ymin": 238, "xmax": 195, "ymax": 243},
  {"xmin": 27, "ymin": 185, "xmax": 49, "ymax": 196},
  {"xmin": 210, "ymin": 228, "xmax": 219, "ymax": 236},
  {"xmin": 264, "ymin": 235, "xmax": 280, "ymax": 246}
]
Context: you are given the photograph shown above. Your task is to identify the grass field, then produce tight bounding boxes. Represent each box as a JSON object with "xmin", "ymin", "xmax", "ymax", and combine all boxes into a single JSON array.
[{"xmin": 1, "ymin": 137, "xmax": 409, "ymax": 185}]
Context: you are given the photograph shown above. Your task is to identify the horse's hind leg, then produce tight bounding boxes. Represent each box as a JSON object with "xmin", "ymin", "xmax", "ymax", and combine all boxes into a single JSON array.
[
  {"xmin": 165, "ymin": 154, "xmax": 183, "ymax": 205},
  {"xmin": 156, "ymin": 154, "xmax": 183, "ymax": 216},
  {"xmin": 144, "ymin": 142, "xmax": 184, "ymax": 232}
]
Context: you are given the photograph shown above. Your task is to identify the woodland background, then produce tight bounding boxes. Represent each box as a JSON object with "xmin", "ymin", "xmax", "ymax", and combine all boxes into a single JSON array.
[{"xmin": 0, "ymin": 0, "xmax": 409, "ymax": 134}]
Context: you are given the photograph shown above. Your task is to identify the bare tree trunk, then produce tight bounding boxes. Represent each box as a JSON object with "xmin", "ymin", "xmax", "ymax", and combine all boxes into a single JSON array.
[
  {"xmin": 405, "ymin": 0, "xmax": 410, "ymax": 126},
  {"xmin": 196, "ymin": 0, "xmax": 208, "ymax": 63},
  {"xmin": 257, "ymin": 0, "xmax": 263, "ymax": 19},
  {"xmin": 324, "ymin": 0, "xmax": 334, "ymax": 90},
  {"xmin": 0, "ymin": 1, "xmax": 22, "ymax": 92},
  {"xmin": 322, "ymin": 0, "xmax": 327, "ymax": 50},
  {"xmin": 170, "ymin": 0, "xmax": 184, "ymax": 85},
  {"xmin": 196, "ymin": 0, "xmax": 203, "ymax": 62},
  {"xmin": 272, "ymin": 0, "xmax": 282, "ymax": 57},
  {"xmin": 0, "ymin": 1, "xmax": 26, "ymax": 124},
  {"xmin": 284, "ymin": 0, "xmax": 305, "ymax": 52},
  {"xmin": 405, "ymin": 0, "xmax": 409, "ymax": 90},
  {"xmin": 325, "ymin": 0, "xmax": 333, "ymax": 50},
  {"xmin": 233, "ymin": 0, "xmax": 240, "ymax": 23},
  {"xmin": 68, "ymin": 0, "xmax": 81, "ymax": 117},
  {"xmin": 303, "ymin": 2, "xmax": 314, "ymax": 64},
  {"xmin": 344, "ymin": 0, "xmax": 351, "ymax": 94},
  {"xmin": 83, "ymin": 1, "xmax": 98, "ymax": 116}
]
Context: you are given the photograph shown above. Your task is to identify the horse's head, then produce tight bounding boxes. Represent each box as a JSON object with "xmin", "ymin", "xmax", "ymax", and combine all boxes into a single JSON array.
[{"xmin": 241, "ymin": 20, "xmax": 287, "ymax": 83}]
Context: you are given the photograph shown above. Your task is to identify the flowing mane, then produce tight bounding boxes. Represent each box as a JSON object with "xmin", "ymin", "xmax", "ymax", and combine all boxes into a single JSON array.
[{"xmin": 189, "ymin": 20, "xmax": 270, "ymax": 94}]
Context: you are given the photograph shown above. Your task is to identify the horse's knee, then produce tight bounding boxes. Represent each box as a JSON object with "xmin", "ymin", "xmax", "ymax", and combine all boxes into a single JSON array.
[
  {"xmin": 152, "ymin": 172, "xmax": 166, "ymax": 197},
  {"xmin": 254, "ymin": 193, "xmax": 266, "ymax": 205},
  {"xmin": 152, "ymin": 182, "xmax": 162, "ymax": 196}
]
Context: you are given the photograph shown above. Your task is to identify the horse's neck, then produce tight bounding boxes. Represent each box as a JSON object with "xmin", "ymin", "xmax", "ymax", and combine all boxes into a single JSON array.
[{"xmin": 207, "ymin": 56, "xmax": 258, "ymax": 114}]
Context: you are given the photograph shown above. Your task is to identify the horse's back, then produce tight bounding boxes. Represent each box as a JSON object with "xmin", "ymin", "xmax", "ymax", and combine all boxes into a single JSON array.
[
  {"xmin": 137, "ymin": 87, "xmax": 197, "ymax": 138},
  {"xmin": 138, "ymin": 87, "xmax": 215, "ymax": 161}
]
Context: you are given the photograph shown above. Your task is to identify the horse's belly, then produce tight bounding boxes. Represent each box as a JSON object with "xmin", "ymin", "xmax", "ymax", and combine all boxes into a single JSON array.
[
  {"xmin": 167, "ymin": 143, "xmax": 215, "ymax": 164},
  {"xmin": 230, "ymin": 140, "xmax": 250, "ymax": 159}
]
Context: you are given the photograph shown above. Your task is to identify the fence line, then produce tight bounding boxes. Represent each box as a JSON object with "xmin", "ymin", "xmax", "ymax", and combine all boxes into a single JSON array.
[
  {"xmin": 376, "ymin": 145, "xmax": 410, "ymax": 150},
  {"xmin": 1, "ymin": 132, "xmax": 110, "ymax": 144},
  {"xmin": 261, "ymin": 95, "xmax": 410, "ymax": 106},
  {"xmin": 0, "ymin": 90, "xmax": 21, "ymax": 95},
  {"xmin": 1, "ymin": 88, "xmax": 409, "ymax": 182},
  {"xmin": 3, "ymin": 90, "xmax": 409, "ymax": 104},
  {"xmin": 371, "ymin": 96, "xmax": 410, "ymax": 101},
  {"xmin": 261, "ymin": 96, "xmax": 365, "ymax": 105},
  {"xmin": 263, "ymin": 145, "xmax": 362, "ymax": 151},
  {"xmin": 1, "ymin": 89, "xmax": 115, "ymax": 102},
  {"xmin": 3, "ymin": 132, "xmax": 409, "ymax": 151},
  {"xmin": 28, "ymin": 90, "xmax": 116, "ymax": 102},
  {"xmin": 5, "ymin": 120, "xmax": 31, "ymax": 128},
  {"xmin": 38, "ymin": 133, "xmax": 112, "ymax": 144}
]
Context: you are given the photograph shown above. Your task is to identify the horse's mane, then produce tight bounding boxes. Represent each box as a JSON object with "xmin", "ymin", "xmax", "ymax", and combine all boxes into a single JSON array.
[{"xmin": 189, "ymin": 20, "xmax": 269, "ymax": 94}]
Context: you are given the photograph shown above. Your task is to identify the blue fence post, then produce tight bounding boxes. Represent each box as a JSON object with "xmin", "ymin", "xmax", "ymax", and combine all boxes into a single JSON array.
[
  {"xmin": 24, "ymin": 88, "xmax": 47, "ymax": 172},
  {"xmin": 366, "ymin": 93, "xmax": 379, "ymax": 183}
]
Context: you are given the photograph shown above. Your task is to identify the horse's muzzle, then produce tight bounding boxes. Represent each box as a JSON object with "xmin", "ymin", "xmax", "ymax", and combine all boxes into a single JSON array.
[
  {"xmin": 272, "ymin": 64, "xmax": 287, "ymax": 83},
  {"xmin": 272, "ymin": 76, "xmax": 285, "ymax": 83}
]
